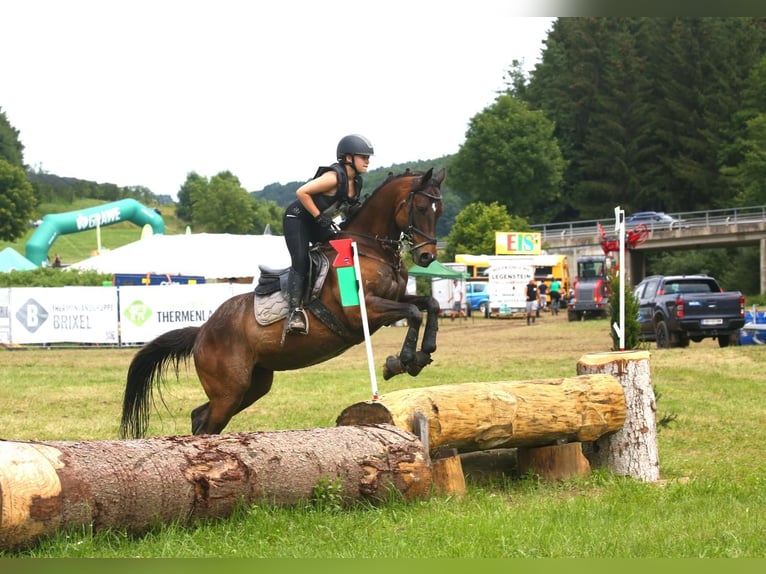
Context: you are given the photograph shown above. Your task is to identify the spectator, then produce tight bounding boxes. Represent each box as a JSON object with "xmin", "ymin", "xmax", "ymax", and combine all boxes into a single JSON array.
[
  {"xmin": 549, "ymin": 278, "xmax": 562, "ymax": 315},
  {"xmin": 537, "ymin": 280, "xmax": 548, "ymax": 315},
  {"xmin": 52, "ymin": 253, "xmax": 62, "ymax": 268},
  {"xmin": 526, "ymin": 278, "xmax": 538, "ymax": 325},
  {"xmin": 450, "ymin": 279, "xmax": 464, "ymax": 320}
]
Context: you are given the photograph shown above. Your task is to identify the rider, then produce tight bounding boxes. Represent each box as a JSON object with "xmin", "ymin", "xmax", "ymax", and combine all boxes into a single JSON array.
[{"xmin": 282, "ymin": 134, "xmax": 374, "ymax": 335}]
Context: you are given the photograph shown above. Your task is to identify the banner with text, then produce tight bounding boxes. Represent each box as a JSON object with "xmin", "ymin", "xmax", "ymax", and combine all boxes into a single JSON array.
[
  {"xmin": 9, "ymin": 287, "xmax": 119, "ymax": 344},
  {"xmin": 495, "ymin": 232, "xmax": 542, "ymax": 255},
  {"xmin": 119, "ymin": 283, "xmax": 252, "ymax": 344}
]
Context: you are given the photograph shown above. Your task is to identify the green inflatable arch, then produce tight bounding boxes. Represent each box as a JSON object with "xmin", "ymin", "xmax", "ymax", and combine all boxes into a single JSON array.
[{"xmin": 25, "ymin": 198, "xmax": 166, "ymax": 266}]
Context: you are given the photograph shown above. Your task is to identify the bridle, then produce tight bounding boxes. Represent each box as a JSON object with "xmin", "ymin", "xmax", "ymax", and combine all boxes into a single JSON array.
[
  {"xmin": 398, "ymin": 176, "xmax": 442, "ymax": 251},
  {"xmin": 335, "ymin": 173, "xmax": 442, "ymax": 269}
]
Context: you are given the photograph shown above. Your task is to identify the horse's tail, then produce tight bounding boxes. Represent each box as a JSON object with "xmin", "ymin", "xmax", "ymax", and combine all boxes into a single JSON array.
[{"xmin": 120, "ymin": 326, "xmax": 200, "ymax": 439}]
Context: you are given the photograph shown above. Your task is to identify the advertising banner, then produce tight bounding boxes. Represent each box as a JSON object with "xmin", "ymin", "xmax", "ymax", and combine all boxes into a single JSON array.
[
  {"xmin": 488, "ymin": 262, "xmax": 535, "ymax": 315},
  {"xmin": 495, "ymin": 232, "xmax": 542, "ymax": 255},
  {"xmin": 119, "ymin": 283, "xmax": 253, "ymax": 344},
  {"xmin": 9, "ymin": 287, "xmax": 119, "ymax": 344},
  {"xmin": 0, "ymin": 289, "xmax": 10, "ymax": 344}
]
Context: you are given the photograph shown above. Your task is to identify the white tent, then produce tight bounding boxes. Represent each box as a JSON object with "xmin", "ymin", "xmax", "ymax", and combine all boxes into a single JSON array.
[{"xmin": 68, "ymin": 233, "xmax": 291, "ymax": 279}]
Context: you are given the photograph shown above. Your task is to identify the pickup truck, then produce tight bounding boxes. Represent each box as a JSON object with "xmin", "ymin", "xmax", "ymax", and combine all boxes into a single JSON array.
[{"xmin": 634, "ymin": 274, "xmax": 745, "ymax": 348}]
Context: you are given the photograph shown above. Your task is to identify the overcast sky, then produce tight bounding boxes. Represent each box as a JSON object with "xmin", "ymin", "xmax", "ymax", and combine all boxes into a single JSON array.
[{"xmin": 3, "ymin": 1, "xmax": 555, "ymax": 197}]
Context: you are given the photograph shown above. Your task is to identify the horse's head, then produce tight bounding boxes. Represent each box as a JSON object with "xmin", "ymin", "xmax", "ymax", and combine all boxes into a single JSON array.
[
  {"xmin": 342, "ymin": 167, "xmax": 444, "ymax": 267},
  {"xmin": 395, "ymin": 168, "xmax": 445, "ymax": 268}
]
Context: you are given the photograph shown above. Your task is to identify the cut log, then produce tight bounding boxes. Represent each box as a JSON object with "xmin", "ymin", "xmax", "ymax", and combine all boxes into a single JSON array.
[
  {"xmin": 517, "ymin": 442, "xmax": 591, "ymax": 481},
  {"xmin": 337, "ymin": 375, "xmax": 626, "ymax": 453},
  {"xmin": 0, "ymin": 424, "xmax": 430, "ymax": 550},
  {"xmin": 576, "ymin": 350, "xmax": 660, "ymax": 481}
]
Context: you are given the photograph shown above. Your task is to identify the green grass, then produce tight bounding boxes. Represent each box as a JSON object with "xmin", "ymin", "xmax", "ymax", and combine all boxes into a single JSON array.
[{"xmin": 1, "ymin": 317, "xmax": 765, "ymax": 557}]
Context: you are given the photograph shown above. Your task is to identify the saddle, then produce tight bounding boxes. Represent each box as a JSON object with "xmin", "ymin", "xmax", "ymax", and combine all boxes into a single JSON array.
[{"xmin": 253, "ymin": 247, "xmax": 359, "ymax": 341}]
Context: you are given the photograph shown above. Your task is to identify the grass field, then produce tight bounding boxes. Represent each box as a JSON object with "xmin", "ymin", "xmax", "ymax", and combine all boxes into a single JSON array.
[{"xmin": 1, "ymin": 314, "xmax": 764, "ymax": 557}]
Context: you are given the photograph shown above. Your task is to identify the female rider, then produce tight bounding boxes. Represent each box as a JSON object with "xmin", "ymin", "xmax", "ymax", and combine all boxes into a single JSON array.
[{"xmin": 282, "ymin": 134, "xmax": 374, "ymax": 335}]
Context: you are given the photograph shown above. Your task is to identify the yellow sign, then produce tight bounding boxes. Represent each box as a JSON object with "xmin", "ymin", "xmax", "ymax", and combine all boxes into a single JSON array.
[{"xmin": 495, "ymin": 232, "xmax": 541, "ymax": 255}]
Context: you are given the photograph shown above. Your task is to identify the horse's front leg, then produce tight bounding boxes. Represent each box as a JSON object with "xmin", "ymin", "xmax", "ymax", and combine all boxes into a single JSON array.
[
  {"xmin": 416, "ymin": 294, "xmax": 440, "ymax": 353},
  {"xmin": 363, "ymin": 296, "xmax": 424, "ymax": 380}
]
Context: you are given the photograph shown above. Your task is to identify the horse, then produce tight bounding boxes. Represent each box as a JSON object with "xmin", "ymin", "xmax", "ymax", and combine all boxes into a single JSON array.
[{"xmin": 120, "ymin": 167, "xmax": 445, "ymax": 439}]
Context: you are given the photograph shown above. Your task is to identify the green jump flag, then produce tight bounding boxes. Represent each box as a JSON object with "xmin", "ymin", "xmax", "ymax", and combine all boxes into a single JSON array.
[{"xmin": 330, "ymin": 238, "xmax": 359, "ymax": 307}]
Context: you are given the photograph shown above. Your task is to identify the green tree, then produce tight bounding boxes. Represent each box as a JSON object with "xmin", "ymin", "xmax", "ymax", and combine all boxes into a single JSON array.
[
  {"xmin": 445, "ymin": 202, "xmax": 530, "ymax": 260},
  {"xmin": 448, "ymin": 95, "xmax": 566, "ymax": 222},
  {"xmin": 0, "ymin": 108, "xmax": 24, "ymax": 168},
  {"xmin": 252, "ymin": 198, "xmax": 284, "ymax": 235},
  {"xmin": 524, "ymin": 17, "xmax": 766, "ymax": 219},
  {"xmin": 190, "ymin": 171, "xmax": 256, "ymax": 234},
  {"xmin": 0, "ymin": 159, "xmax": 36, "ymax": 241},
  {"xmin": 176, "ymin": 172, "xmax": 206, "ymax": 222}
]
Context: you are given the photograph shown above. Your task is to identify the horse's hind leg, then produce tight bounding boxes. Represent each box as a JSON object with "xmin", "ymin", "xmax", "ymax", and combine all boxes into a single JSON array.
[{"xmin": 191, "ymin": 365, "xmax": 274, "ymax": 435}]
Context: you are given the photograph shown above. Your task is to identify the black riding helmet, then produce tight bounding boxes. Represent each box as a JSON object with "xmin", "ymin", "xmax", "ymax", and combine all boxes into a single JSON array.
[{"xmin": 336, "ymin": 134, "xmax": 374, "ymax": 161}]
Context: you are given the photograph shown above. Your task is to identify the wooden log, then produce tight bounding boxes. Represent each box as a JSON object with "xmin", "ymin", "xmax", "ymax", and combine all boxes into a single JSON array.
[
  {"xmin": 576, "ymin": 350, "xmax": 660, "ymax": 481},
  {"xmin": 337, "ymin": 375, "xmax": 626, "ymax": 453},
  {"xmin": 517, "ymin": 442, "xmax": 591, "ymax": 481},
  {"xmin": 0, "ymin": 424, "xmax": 430, "ymax": 550},
  {"xmin": 431, "ymin": 454, "xmax": 466, "ymax": 497}
]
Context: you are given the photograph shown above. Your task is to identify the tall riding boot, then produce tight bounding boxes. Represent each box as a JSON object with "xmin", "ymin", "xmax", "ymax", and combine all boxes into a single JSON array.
[{"xmin": 286, "ymin": 269, "xmax": 308, "ymax": 335}]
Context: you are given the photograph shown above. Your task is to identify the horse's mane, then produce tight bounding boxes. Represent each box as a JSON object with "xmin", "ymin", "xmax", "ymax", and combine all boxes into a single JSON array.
[{"xmin": 340, "ymin": 169, "xmax": 426, "ymax": 229}]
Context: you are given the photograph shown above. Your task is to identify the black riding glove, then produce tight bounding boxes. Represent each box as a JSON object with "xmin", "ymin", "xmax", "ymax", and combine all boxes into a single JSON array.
[{"xmin": 315, "ymin": 214, "xmax": 336, "ymax": 242}]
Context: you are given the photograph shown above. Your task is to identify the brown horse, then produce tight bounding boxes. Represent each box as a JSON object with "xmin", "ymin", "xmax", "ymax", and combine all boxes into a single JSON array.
[{"xmin": 120, "ymin": 168, "xmax": 445, "ymax": 438}]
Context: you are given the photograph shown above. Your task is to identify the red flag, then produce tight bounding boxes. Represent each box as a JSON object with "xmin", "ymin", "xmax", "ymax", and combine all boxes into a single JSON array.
[{"xmin": 329, "ymin": 238, "xmax": 354, "ymax": 268}]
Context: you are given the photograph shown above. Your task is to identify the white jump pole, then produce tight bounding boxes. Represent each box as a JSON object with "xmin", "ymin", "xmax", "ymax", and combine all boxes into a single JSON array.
[{"xmin": 352, "ymin": 241, "xmax": 379, "ymax": 401}]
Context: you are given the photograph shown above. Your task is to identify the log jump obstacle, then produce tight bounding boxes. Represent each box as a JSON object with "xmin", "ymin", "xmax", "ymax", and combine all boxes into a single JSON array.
[{"xmin": 0, "ymin": 350, "xmax": 655, "ymax": 550}]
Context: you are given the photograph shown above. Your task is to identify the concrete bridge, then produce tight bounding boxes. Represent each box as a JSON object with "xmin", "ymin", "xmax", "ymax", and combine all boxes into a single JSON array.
[{"xmin": 531, "ymin": 206, "xmax": 766, "ymax": 292}]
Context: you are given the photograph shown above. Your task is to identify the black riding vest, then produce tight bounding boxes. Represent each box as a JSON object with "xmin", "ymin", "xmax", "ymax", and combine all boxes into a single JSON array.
[{"xmin": 286, "ymin": 163, "xmax": 362, "ymax": 222}]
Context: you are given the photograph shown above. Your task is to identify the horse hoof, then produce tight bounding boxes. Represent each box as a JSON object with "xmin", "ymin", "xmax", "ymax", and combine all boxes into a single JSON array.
[
  {"xmin": 406, "ymin": 351, "xmax": 432, "ymax": 377},
  {"xmin": 383, "ymin": 355, "xmax": 405, "ymax": 380}
]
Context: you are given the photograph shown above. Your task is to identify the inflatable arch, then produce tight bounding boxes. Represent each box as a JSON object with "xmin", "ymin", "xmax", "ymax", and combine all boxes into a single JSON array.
[{"xmin": 25, "ymin": 198, "xmax": 166, "ymax": 266}]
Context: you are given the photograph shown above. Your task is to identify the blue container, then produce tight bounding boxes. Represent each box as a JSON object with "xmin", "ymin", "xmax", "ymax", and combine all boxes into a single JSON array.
[{"xmin": 739, "ymin": 309, "xmax": 766, "ymax": 345}]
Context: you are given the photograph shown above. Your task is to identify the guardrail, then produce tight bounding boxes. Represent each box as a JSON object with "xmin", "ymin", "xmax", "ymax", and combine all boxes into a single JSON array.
[{"xmin": 530, "ymin": 205, "xmax": 766, "ymax": 242}]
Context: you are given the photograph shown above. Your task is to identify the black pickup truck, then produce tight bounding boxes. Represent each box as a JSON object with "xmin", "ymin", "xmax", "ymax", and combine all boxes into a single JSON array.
[{"xmin": 634, "ymin": 274, "xmax": 745, "ymax": 348}]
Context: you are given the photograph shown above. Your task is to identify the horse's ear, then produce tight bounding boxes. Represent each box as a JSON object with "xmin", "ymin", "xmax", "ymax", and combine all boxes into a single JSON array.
[
  {"xmin": 434, "ymin": 168, "xmax": 446, "ymax": 186},
  {"xmin": 417, "ymin": 168, "xmax": 433, "ymax": 188}
]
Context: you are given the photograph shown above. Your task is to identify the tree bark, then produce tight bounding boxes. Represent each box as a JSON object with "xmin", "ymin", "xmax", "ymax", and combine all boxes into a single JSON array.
[
  {"xmin": 576, "ymin": 350, "xmax": 660, "ymax": 481},
  {"xmin": 0, "ymin": 424, "xmax": 430, "ymax": 550},
  {"xmin": 337, "ymin": 375, "xmax": 626, "ymax": 453}
]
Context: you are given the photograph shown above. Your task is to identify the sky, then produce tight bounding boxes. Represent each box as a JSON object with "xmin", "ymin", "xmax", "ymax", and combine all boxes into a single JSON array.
[{"xmin": 2, "ymin": 0, "xmax": 556, "ymax": 198}]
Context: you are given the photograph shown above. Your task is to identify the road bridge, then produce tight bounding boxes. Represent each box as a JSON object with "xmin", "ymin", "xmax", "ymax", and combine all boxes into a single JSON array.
[{"xmin": 531, "ymin": 206, "xmax": 766, "ymax": 292}]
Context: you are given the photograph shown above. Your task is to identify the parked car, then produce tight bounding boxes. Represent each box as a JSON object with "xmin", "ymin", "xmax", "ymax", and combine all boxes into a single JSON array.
[
  {"xmin": 634, "ymin": 274, "xmax": 745, "ymax": 348},
  {"xmin": 465, "ymin": 281, "xmax": 490, "ymax": 316},
  {"xmin": 625, "ymin": 211, "xmax": 687, "ymax": 230}
]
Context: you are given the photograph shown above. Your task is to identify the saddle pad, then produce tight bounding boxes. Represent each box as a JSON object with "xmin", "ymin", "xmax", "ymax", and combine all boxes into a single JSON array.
[{"xmin": 254, "ymin": 251, "xmax": 331, "ymax": 326}]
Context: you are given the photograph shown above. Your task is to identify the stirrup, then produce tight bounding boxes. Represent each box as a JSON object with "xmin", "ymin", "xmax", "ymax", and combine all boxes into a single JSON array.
[{"xmin": 287, "ymin": 308, "xmax": 309, "ymax": 335}]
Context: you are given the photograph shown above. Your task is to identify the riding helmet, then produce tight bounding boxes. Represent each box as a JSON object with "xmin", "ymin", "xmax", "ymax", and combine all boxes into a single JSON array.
[{"xmin": 336, "ymin": 134, "xmax": 374, "ymax": 160}]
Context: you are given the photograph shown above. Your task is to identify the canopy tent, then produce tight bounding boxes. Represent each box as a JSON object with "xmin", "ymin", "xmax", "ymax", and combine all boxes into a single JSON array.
[
  {"xmin": 0, "ymin": 247, "xmax": 38, "ymax": 272},
  {"xmin": 408, "ymin": 260, "xmax": 470, "ymax": 279},
  {"xmin": 68, "ymin": 233, "xmax": 291, "ymax": 279}
]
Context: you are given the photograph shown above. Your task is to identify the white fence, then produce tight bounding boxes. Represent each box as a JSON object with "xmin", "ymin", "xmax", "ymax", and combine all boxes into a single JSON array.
[{"xmin": 0, "ymin": 283, "xmax": 254, "ymax": 346}]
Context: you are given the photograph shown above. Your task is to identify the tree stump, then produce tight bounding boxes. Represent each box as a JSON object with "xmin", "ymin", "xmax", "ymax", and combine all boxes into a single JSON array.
[
  {"xmin": 337, "ymin": 375, "xmax": 627, "ymax": 453},
  {"xmin": 0, "ymin": 424, "xmax": 430, "ymax": 550},
  {"xmin": 517, "ymin": 442, "xmax": 591, "ymax": 481},
  {"xmin": 576, "ymin": 350, "xmax": 660, "ymax": 481}
]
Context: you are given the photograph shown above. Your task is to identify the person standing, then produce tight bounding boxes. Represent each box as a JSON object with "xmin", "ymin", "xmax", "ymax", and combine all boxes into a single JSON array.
[
  {"xmin": 450, "ymin": 279, "xmax": 464, "ymax": 320},
  {"xmin": 537, "ymin": 280, "xmax": 548, "ymax": 315},
  {"xmin": 549, "ymin": 278, "xmax": 562, "ymax": 315},
  {"xmin": 282, "ymin": 134, "xmax": 374, "ymax": 335},
  {"xmin": 526, "ymin": 277, "xmax": 538, "ymax": 325}
]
